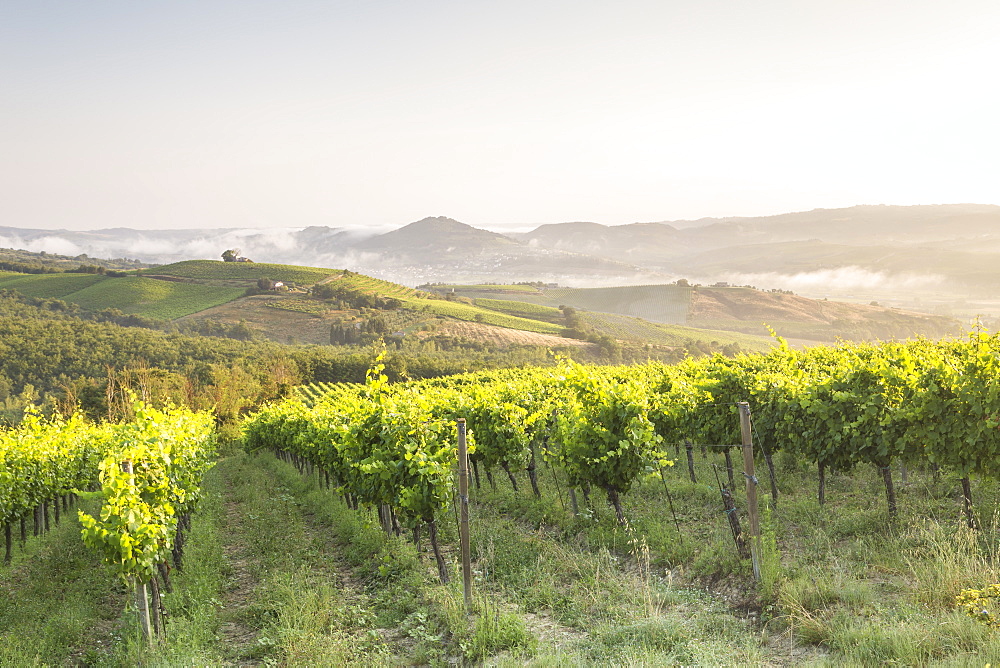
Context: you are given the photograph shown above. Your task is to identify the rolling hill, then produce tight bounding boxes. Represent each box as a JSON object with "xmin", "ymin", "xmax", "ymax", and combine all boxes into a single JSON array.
[
  {"xmin": 0, "ymin": 252, "xmax": 963, "ymax": 351},
  {"xmin": 432, "ymin": 282, "xmax": 960, "ymax": 343},
  {"xmin": 0, "ymin": 259, "xmax": 625, "ymax": 348},
  {"xmin": 0, "ymin": 272, "xmax": 245, "ymax": 320}
]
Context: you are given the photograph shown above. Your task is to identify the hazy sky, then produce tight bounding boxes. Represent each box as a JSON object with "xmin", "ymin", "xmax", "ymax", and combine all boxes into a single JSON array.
[{"xmin": 3, "ymin": 0, "xmax": 998, "ymax": 231}]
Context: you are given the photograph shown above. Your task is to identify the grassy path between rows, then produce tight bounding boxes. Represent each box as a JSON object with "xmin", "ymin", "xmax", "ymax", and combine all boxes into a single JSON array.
[
  {"xmin": 1, "ymin": 448, "xmax": 814, "ymax": 666},
  {"xmin": 0, "ymin": 453, "xmax": 399, "ymax": 666},
  {"xmin": 0, "ymin": 495, "xmax": 123, "ymax": 665}
]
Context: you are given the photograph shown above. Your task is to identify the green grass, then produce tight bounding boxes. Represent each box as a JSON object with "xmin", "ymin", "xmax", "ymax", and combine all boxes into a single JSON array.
[
  {"xmin": 443, "ymin": 442, "xmax": 1000, "ymax": 666},
  {"xmin": 66, "ymin": 277, "xmax": 246, "ymax": 319},
  {"xmin": 149, "ymin": 260, "xmax": 337, "ymax": 285},
  {"xmin": 0, "ymin": 272, "xmax": 108, "ymax": 298},
  {"xmin": 13, "ymin": 428, "xmax": 1000, "ymax": 665},
  {"xmin": 0, "ymin": 497, "xmax": 123, "ymax": 665}
]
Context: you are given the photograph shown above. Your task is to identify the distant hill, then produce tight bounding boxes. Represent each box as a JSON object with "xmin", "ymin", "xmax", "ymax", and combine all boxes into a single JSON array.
[
  {"xmin": 353, "ymin": 216, "xmax": 646, "ymax": 283},
  {"xmin": 514, "ymin": 204, "xmax": 1000, "ymax": 264},
  {"xmin": 514, "ymin": 221, "xmax": 688, "ymax": 264},
  {"xmin": 355, "ymin": 217, "xmax": 517, "ymax": 256},
  {"xmin": 4, "ymin": 203, "xmax": 1000, "ymax": 322}
]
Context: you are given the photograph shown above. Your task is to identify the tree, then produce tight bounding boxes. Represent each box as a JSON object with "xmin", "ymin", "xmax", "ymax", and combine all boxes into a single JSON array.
[
  {"xmin": 222, "ymin": 249, "xmax": 240, "ymax": 262},
  {"xmin": 561, "ymin": 305, "xmax": 581, "ymax": 329}
]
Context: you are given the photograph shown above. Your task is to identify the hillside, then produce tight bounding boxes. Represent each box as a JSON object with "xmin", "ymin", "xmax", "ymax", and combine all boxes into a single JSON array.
[
  {"xmin": 0, "ymin": 251, "xmax": 959, "ymax": 352},
  {"xmin": 0, "ymin": 259, "xmax": 595, "ymax": 348},
  {"xmin": 515, "ymin": 221, "xmax": 689, "ymax": 264},
  {"xmin": 686, "ymin": 286, "xmax": 957, "ymax": 341},
  {"xmin": 672, "ymin": 240, "xmax": 1000, "ymax": 296},
  {"xmin": 174, "ymin": 266, "xmax": 760, "ymax": 355},
  {"xmin": 434, "ymin": 282, "xmax": 961, "ymax": 343}
]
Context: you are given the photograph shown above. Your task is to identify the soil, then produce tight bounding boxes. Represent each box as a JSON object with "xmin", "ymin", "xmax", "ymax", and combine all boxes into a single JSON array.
[{"xmin": 216, "ymin": 499, "xmax": 265, "ymax": 666}]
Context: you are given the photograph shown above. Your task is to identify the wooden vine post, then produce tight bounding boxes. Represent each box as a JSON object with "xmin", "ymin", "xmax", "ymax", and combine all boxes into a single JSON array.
[
  {"xmin": 721, "ymin": 488, "xmax": 750, "ymax": 558},
  {"xmin": 457, "ymin": 419, "xmax": 473, "ymax": 611},
  {"xmin": 122, "ymin": 459, "xmax": 153, "ymax": 645},
  {"xmin": 685, "ymin": 440, "xmax": 696, "ymax": 483},
  {"xmin": 738, "ymin": 402, "xmax": 762, "ymax": 582}
]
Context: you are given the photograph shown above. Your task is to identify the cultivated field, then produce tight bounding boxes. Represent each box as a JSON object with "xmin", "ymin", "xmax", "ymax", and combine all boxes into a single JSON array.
[
  {"xmin": 151, "ymin": 260, "xmax": 337, "ymax": 285},
  {"xmin": 0, "ymin": 273, "xmax": 107, "ymax": 298}
]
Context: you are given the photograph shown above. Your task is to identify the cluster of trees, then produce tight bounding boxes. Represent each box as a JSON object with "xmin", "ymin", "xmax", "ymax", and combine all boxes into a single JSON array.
[
  {"xmin": 0, "ymin": 274, "xmax": 758, "ymax": 426},
  {"xmin": 221, "ymin": 248, "xmax": 250, "ymax": 263},
  {"xmin": 312, "ymin": 282, "xmax": 402, "ymax": 310},
  {"xmin": 68, "ymin": 264, "xmax": 129, "ymax": 277},
  {"xmin": 329, "ymin": 315, "xmax": 395, "ymax": 345},
  {"xmin": 0, "ymin": 292, "xmax": 603, "ymax": 423},
  {"xmin": 0, "ymin": 248, "xmax": 148, "ymax": 273},
  {"xmin": 558, "ymin": 305, "xmax": 621, "ymax": 359},
  {"xmin": 0, "ymin": 261, "xmax": 62, "ymax": 275}
]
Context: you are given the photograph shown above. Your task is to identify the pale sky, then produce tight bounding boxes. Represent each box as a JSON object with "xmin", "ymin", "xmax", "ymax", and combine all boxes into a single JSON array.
[{"xmin": 2, "ymin": 0, "xmax": 998, "ymax": 231}]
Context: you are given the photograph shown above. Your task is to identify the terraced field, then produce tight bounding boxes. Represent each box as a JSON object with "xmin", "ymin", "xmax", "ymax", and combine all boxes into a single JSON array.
[
  {"xmin": 151, "ymin": 260, "xmax": 337, "ymax": 285},
  {"xmin": 334, "ymin": 273, "xmax": 419, "ymax": 298},
  {"xmin": 582, "ymin": 312, "xmax": 771, "ymax": 350},
  {"xmin": 434, "ymin": 283, "xmax": 546, "ymax": 295},
  {"xmin": 437, "ymin": 284, "xmax": 694, "ymax": 324},
  {"xmin": 0, "ymin": 273, "xmax": 108, "ymax": 298},
  {"xmin": 473, "ymin": 298, "xmax": 563, "ymax": 322},
  {"xmin": 68, "ymin": 277, "xmax": 246, "ymax": 320},
  {"xmin": 431, "ymin": 320, "xmax": 592, "ymax": 349},
  {"xmin": 398, "ymin": 296, "xmax": 563, "ymax": 334}
]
